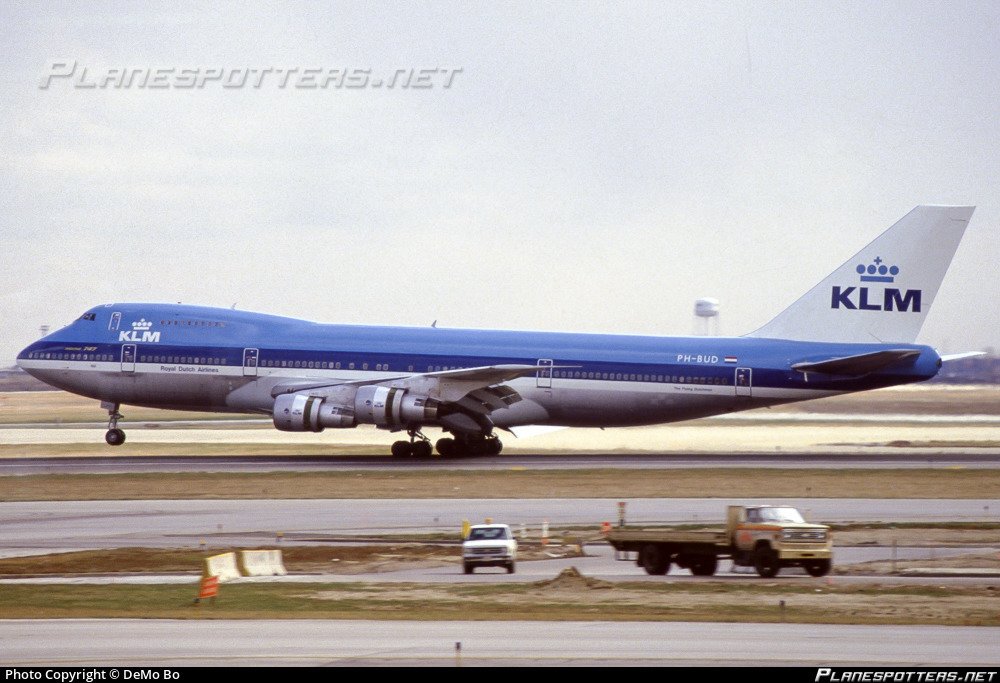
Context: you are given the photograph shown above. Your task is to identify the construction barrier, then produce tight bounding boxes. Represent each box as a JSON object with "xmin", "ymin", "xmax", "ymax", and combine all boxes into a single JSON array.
[
  {"xmin": 195, "ymin": 575, "xmax": 219, "ymax": 603},
  {"xmin": 239, "ymin": 549, "xmax": 287, "ymax": 576},
  {"xmin": 203, "ymin": 552, "xmax": 241, "ymax": 582}
]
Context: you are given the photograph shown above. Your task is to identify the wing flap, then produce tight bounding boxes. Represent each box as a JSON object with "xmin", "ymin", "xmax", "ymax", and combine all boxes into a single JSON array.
[
  {"xmin": 270, "ymin": 364, "xmax": 543, "ymax": 399},
  {"xmin": 387, "ymin": 364, "xmax": 541, "ymax": 402}
]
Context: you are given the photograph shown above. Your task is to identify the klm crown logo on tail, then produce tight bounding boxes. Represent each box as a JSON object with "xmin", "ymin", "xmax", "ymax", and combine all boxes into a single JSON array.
[{"xmin": 831, "ymin": 257, "xmax": 921, "ymax": 312}]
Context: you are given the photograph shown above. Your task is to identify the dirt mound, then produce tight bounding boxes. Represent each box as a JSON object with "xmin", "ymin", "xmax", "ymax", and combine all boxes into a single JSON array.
[{"xmin": 533, "ymin": 566, "xmax": 612, "ymax": 590}]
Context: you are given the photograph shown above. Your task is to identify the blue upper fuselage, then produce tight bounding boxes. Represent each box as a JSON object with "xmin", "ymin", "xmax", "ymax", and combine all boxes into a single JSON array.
[{"xmin": 18, "ymin": 302, "xmax": 941, "ymax": 395}]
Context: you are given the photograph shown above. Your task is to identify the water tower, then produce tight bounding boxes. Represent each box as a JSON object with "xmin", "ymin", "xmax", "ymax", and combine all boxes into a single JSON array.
[{"xmin": 694, "ymin": 298, "xmax": 720, "ymax": 336}]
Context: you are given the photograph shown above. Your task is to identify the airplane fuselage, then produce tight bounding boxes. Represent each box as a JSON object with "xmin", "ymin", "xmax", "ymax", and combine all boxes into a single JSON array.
[{"xmin": 17, "ymin": 302, "xmax": 941, "ymax": 431}]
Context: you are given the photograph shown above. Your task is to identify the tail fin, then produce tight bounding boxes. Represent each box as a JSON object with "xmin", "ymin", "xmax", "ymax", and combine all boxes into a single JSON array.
[{"xmin": 746, "ymin": 205, "xmax": 974, "ymax": 343}]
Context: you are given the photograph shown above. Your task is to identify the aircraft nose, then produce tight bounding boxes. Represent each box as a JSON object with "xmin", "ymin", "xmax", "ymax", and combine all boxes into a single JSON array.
[{"xmin": 16, "ymin": 343, "xmax": 33, "ymax": 367}]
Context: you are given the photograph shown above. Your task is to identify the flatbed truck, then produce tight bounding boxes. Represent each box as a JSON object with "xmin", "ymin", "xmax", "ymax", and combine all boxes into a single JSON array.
[{"xmin": 605, "ymin": 505, "xmax": 832, "ymax": 577}]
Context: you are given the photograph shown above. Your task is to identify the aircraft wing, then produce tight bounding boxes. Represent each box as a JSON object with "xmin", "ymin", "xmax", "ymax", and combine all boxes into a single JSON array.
[
  {"xmin": 268, "ymin": 363, "xmax": 546, "ymax": 428},
  {"xmin": 271, "ymin": 364, "xmax": 539, "ymax": 400},
  {"xmin": 790, "ymin": 349, "xmax": 922, "ymax": 377}
]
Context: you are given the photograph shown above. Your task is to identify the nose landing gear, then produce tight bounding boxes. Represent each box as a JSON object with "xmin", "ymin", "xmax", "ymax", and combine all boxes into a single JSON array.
[{"xmin": 105, "ymin": 404, "xmax": 125, "ymax": 446}]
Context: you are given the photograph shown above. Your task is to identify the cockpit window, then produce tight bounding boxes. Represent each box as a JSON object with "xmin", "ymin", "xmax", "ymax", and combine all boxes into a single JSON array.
[{"xmin": 77, "ymin": 312, "xmax": 96, "ymax": 321}]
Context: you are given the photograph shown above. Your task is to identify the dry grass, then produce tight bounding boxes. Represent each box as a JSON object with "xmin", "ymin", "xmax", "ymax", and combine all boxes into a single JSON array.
[
  {"xmin": 0, "ymin": 564, "xmax": 998, "ymax": 625},
  {"xmin": 0, "ymin": 544, "xmax": 463, "ymax": 576},
  {"xmin": 1, "ymin": 467, "xmax": 999, "ymax": 501}
]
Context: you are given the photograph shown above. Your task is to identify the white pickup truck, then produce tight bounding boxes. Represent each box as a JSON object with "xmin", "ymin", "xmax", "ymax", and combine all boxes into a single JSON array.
[{"xmin": 462, "ymin": 523, "xmax": 517, "ymax": 574}]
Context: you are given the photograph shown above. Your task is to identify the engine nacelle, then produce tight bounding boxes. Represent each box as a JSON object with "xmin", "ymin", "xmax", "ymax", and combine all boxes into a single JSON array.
[
  {"xmin": 273, "ymin": 386, "xmax": 439, "ymax": 432},
  {"xmin": 354, "ymin": 385, "xmax": 440, "ymax": 427},
  {"xmin": 273, "ymin": 393, "xmax": 357, "ymax": 432}
]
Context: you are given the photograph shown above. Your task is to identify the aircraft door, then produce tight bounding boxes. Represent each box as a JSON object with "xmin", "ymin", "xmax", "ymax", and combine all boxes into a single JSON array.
[
  {"xmin": 243, "ymin": 348, "xmax": 259, "ymax": 377},
  {"xmin": 735, "ymin": 367, "xmax": 752, "ymax": 397},
  {"xmin": 121, "ymin": 344, "xmax": 136, "ymax": 373},
  {"xmin": 536, "ymin": 359, "xmax": 553, "ymax": 388}
]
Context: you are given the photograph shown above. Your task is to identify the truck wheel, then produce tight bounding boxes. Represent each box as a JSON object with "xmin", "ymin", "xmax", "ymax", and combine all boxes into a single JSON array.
[
  {"xmin": 463, "ymin": 563, "xmax": 473, "ymax": 574},
  {"xmin": 753, "ymin": 547, "xmax": 780, "ymax": 578},
  {"xmin": 640, "ymin": 544, "xmax": 670, "ymax": 575},
  {"xmin": 689, "ymin": 556, "xmax": 718, "ymax": 576},
  {"xmin": 506, "ymin": 561, "xmax": 515, "ymax": 574},
  {"xmin": 805, "ymin": 559, "xmax": 831, "ymax": 577}
]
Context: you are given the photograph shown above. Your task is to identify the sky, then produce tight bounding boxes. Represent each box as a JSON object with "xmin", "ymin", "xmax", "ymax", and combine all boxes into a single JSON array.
[{"xmin": 2, "ymin": 1, "xmax": 999, "ymax": 364}]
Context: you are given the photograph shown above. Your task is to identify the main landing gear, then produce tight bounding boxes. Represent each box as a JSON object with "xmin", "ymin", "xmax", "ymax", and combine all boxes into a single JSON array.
[
  {"xmin": 105, "ymin": 404, "xmax": 126, "ymax": 446},
  {"xmin": 390, "ymin": 431, "xmax": 505, "ymax": 458},
  {"xmin": 434, "ymin": 434, "xmax": 503, "ymax": 458},
  {"xmin": 391, "ymin": 429, "xmax": 434, "ymax": 458}
]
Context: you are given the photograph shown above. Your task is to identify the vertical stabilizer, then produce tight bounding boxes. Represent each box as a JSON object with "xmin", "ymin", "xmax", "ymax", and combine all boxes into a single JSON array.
[{"xmin": 746, "ymin": 205, "xmax": 974, "ymax": 343}]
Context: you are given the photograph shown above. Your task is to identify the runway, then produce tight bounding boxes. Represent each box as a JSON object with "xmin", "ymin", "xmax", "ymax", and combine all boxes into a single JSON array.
[
  {"xmin": 3, "ymin": 450, "xmax": 1000, "ymax": 476},
  {"xmin": 4, "ymin": 619, "xmax": 998, "ymax": 666},
  {"xmin": 2, "ymin": 399, "xmax": 1000, "ymax": 465}
]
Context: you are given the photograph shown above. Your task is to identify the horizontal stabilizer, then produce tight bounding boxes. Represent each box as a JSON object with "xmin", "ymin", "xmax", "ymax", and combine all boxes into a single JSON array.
[
  {"xmin": 940, "ymin": 351, "xmax": 986, "ymax": 362},
  {"xmin": 790, "ymin": 349, "xmax": 922, "ymax": 377}
]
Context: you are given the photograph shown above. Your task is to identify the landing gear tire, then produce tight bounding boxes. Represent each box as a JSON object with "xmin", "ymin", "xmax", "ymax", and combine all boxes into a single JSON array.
[
  {"xmin": 394, "ymin": 429, "xmax": 434, "ymax": 458},
  {"xmin": 104, "ymin": 404, "xmax": 125, "ymax": 446},
  {"xmin": 804, "ymin": 559, "xmax": 831, "ymax": 577},
  {"xmin": 436, "ymin": 435, "xmax": 503, "ymax": 458},
  {"xmin": 753, "ymin": 547, "xmax": 780, "ymax": 578}
]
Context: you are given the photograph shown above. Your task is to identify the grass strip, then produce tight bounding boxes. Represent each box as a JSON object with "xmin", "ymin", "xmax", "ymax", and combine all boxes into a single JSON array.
[
  {"xmin": 1, "ymin": 580, "xmax": 997, "ymax": 626},
  {"xmin": 2, "ymin": 468, "xmax": 998, "ymax": 501}
]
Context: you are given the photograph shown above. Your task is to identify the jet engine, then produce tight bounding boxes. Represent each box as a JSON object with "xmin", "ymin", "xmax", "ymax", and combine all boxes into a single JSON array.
[{"xmin": 273, "ymin": 386, "xmax": 439, "ymax": 432}]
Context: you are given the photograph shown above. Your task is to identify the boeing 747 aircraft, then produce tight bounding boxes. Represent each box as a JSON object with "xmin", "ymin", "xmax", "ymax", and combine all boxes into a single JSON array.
[{"xmin": 17, "ymin": 205, "xmax": 976, "ymax": 457}]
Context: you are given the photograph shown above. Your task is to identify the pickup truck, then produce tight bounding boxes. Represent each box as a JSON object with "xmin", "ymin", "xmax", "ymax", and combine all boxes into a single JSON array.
[
  {"xmin": 462, "ymin": 523, "xmax": 517, "ymax": 574},
  {"xmin": 605, "ymin": 505, "xmax": 832, "ymax": 578}
]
